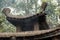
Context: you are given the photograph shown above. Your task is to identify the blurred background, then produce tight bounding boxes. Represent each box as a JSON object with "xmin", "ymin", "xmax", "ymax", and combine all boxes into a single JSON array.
[{"xmin": 0, "ymin": 0, "xmax": 60, "ymax": 32}]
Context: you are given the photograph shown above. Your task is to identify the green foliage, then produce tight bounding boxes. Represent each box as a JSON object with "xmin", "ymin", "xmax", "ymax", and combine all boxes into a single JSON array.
[
  {"xmin": 0, "ymin": 12, "xmax": 15, "ymax": 32},
  {"xmin": 45, "ymin": 0, "xmax": 60, "ymax": 28}
]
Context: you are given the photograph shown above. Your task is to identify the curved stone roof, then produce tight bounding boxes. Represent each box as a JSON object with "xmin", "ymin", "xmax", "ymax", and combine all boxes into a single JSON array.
[{"xmin": 0, "ymin": 27, "xmax": 60, "ymax": 38}]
